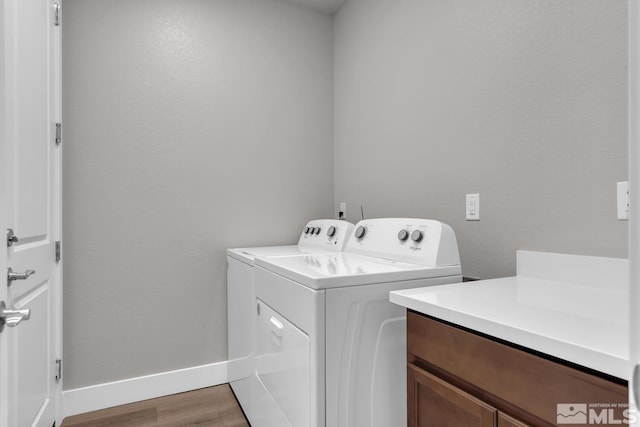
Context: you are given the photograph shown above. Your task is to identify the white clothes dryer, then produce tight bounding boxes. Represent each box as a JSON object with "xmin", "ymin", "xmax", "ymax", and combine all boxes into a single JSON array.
[
  {"xmin": 252, "ymin": 218, "xmax": 462, "ymax": 427},
  {"xmin": 226, "ymin": 219, "xmax": 354, "ymax": 425}
]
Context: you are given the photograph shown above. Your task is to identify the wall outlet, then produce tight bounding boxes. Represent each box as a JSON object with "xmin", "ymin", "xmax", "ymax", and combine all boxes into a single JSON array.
[
  {"xmin": 466, "ymin": 193, "xmax": 480, "ymax": 221},
  {"xmin": 339, "ymin": 202, "xmax": 346, "ymax": 220},
  {"xmin": 617, "ymin": 181, "xmax": 629, "ymax": 220}
]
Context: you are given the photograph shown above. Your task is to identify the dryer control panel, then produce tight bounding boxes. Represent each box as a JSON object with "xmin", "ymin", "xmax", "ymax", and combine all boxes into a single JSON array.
[
  {"xmin": 345, "ymin": 218, "xmax": 460, "ymax": 267},
  {"xmin": 298, "ymin": 219, "xmax": 354, "ymax": 252}
]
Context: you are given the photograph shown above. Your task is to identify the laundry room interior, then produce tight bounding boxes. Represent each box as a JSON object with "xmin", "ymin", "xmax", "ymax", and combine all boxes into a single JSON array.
[{"xmin": 52, "ymin": 0, "xmax": 630, "ymax": 425}]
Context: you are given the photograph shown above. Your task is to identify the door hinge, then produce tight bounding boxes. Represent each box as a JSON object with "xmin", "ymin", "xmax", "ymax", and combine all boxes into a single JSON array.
[
  {"xmin": 55, "ymin": 123, "xmax": 62, "ymax": 145},
  {"xmin": 55, "ymin": 241, "xmax": 61, "ymax": 263},
  {"xmin": 55, "ymin": 358, "xmax": 62, "ymax": 381},
  {"xmin": 54, "ymin": 3, "xmax": 61, "ymax": 26},
  {"xmin": 6, "ymin": 228, "xmax": 18, "ymax": 247}
]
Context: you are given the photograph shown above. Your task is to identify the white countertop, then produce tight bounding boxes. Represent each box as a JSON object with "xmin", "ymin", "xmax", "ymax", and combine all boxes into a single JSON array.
[{"xmin": 390, "ymin": 251, "xmax": 630, "ymax": 380}]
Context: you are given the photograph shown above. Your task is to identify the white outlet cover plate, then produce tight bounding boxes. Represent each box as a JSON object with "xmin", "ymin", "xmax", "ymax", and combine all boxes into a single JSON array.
[
  {"xmin": 466, "ymin": 193, "xmax": 480, "ymax": 221},
  {"xmin": 617, "ymin": 181, "xmax": 629, "ymax": 220}
]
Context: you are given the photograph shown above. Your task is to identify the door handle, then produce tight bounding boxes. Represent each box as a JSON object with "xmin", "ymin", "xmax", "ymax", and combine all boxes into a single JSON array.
[
  {"xmin": 7, "ymin": 267, "xmax": 35, "ymax": 284},
  {"xmin": 0, "ymin": 301, "xmax": 31, "ymax": 333},
  {"xmin": 270, "ymin": 316, "xmax": 284, "ymax": 337},
  {"xmin": 269, "ymin": 316, "xmax": 283, "ymax": 347},
  {"xmin": 632, "ymin": 364, "xmax": 640, "ymax": 409}
]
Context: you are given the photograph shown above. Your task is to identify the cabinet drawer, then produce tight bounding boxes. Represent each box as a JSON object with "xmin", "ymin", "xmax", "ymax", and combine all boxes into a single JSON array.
[
  {"xmin": 407, "ymin": 311, "xmax": 627, "ymax": 426},
  {"xmin": 408, "ymin": 363, "xmax": 496, "ymax": 427}
]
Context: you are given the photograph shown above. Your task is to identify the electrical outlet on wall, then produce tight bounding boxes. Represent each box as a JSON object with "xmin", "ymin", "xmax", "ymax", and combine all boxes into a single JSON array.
[
  {"xmin": 466, "ymin": 193, "xmax": 480, "ymax": 221},
  {"xmin": 617, "ymin": 181, "xmax": 629, "ymax": 220},
  {"xmin": 339, "ymin": 202, "xmax": 346, "ymax": 220}
]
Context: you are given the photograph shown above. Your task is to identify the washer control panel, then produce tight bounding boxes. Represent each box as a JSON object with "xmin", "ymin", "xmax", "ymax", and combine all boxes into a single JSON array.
[
  {"xmin": 298, "ymin": 219, "xmax": 355, "ymax": 252},
  {"xmin": 345, "ymin": 218, "xmax": 460, "ymax": 266}
]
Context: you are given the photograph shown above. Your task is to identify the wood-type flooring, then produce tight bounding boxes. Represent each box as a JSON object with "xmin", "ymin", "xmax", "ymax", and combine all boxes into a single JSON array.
[{"xmin": 60, "ymin": 384, "xmax": 249, "ymax": 427}]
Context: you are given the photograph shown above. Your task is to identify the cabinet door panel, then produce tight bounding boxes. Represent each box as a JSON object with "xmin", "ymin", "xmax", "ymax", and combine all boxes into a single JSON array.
[
  {"xmin": 408, "ymin": 364, "xmax": 496, "ymax": 427},
  {"xmin": 498, "ymin": 412, "xmax": 530, "ymax": 427}
]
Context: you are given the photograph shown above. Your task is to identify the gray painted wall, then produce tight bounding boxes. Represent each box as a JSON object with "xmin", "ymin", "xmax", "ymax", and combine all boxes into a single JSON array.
[
  {"xmin": 334, "ymin": 0, "xmax": 628, "ymax": 279},
  {"xmin": 63, "ymin": 0, "xmax": 629, "ymax": 390},
  {"xmin": 62, "ymin": 0, "xmax": 334, "ymax": 389}
]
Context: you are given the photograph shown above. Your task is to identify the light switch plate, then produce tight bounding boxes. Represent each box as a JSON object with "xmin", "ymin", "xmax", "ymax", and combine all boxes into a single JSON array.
[
  {"xmin": 466, "ymin": 193, "xmax": 480, "ymax": 221},
  {"xmin": 617, "ymin": 181, "xmax": 629, "ymax": 220}
]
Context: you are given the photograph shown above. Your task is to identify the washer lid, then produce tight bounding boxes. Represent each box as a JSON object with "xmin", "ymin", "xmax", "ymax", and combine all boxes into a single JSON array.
[
  {"xmin": 227, "ymin": 245, "xmax": 315, "ymax": 266},
  {"xmin": 254, "ymin": 252, "xmax": 461, "ymax": 289}
]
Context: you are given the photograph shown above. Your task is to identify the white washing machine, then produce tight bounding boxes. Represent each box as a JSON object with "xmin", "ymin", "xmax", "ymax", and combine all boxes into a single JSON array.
[
  {"xmin": 252, "ymin": 218, "xmax": 462, "ymax": 427},
  {"xmin": 227, "ymin": 219, "xmax": 354, "ymax": 425}
]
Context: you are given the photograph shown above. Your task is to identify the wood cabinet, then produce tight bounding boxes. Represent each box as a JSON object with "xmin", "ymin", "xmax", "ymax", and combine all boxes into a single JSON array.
[
  {"xmin": 498, "ymin": 412, "xmax": 531, "ymax": 427},
  {"xmin": 407, "ymin": 311, "xmax": 627, "ymax": 427},
  {"xmin": 408, "ymin": 363, "xmax": 497, "ymax": 427}
]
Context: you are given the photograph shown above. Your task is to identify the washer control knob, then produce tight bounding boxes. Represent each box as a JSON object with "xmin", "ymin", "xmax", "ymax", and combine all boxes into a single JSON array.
[
  {"xmin": 327, "ymin": 226, "xmax": 337, "ymax": 237},
  {"xmin": 398, "ymin": 229, "xmax": 409, "ymax": 241},
  {"xmin": 355, "ymin": 226, "xmax": 366, "ymax": 239},
  {"xmin": 309, "ymin": 227, "xmax": 316, "ymax": 234},
  {"xmin": 304, "ymin": 227, "xmax": 310, "ymax": 234},
  {"xmin": 411, "ymin": 230, "xmax": 424, "ymax": 242},
  {"xmin": 315, "ymin": 227, "xmax": 321, "ymax": 235}
]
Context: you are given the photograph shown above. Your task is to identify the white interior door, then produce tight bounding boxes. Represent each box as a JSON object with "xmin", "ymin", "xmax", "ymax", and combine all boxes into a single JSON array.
[
  {"xmin": 0, "ymin": 0, "xmax": 62, "ymax": 426},
  {"xmin": 630, "ymin": 0, "xmax": 640, "ymax": 424}
]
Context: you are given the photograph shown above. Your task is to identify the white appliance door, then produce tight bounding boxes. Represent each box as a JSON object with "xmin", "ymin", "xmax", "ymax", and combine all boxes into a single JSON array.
[
  {"xmin": 0, "ymin": 0, "xmax": 61, "ymax": 426},
  {"xmin": 631, "ymin": 0, "xmax": 640, "ymax": 424},
  {"xmin": 256, "ymin": 299, "xmax": 310, "ymax": 427}
]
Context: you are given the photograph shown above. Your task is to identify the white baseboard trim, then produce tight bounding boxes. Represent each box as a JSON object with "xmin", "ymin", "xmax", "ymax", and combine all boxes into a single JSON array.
[{"xmin": 62, "ymin": 360, "xmax": 228, "ymax": 418}]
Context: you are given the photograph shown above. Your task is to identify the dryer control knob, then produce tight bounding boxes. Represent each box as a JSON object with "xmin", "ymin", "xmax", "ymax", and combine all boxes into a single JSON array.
[
  {"xmin": 304, "ymin": 227, "xmax": 310, "ymax": 234},
  {"xmin": 355, "ymin": 226, "xmax": 366, "ymax": 239},
  {"xmin": 398, "ymin": 229, "xmax": 409, "ymax": 241},
  {"xmin": 327, "ymin": 226, "xmax": 337, "ymax": 237},
  {"xmin": 411, "ymin": 230, "xmax": 424, "ymax": 242},
  {"xmin": 314, "ymin": 227, "xmax": 321, "ymax": 235}
]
